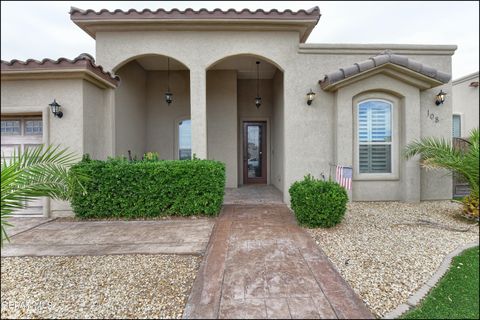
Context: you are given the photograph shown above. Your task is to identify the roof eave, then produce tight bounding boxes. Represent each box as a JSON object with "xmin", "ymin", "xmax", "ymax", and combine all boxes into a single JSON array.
[
  {"xmin": 1, "ymin": 68, "xmax": 119, "ymax": 89},
  {"xmin": 71, "ymin": 18, "xmax": 319, "ymax": 41}
]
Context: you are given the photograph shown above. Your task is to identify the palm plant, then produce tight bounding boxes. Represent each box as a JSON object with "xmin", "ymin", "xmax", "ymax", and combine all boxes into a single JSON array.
[
  {"xmin": 404, "ymin": 128, "xmax": 479, "ymax": 219},
  {"xmin": 1, "ymin": 145, "xmax": 85, "ymax": 245}
]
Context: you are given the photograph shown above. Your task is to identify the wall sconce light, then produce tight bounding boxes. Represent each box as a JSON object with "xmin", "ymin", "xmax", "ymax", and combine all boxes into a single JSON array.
[
  {"xmin": 435, "ymin": 90, "xmax": 446, "ymax": 106},
  {"xmin": 306, "ymin": 89, "xmax": 316, "ymax": 105},
  {"xmin": 49, "ymin": 99, "xmax": 63, "ymax": 118}
]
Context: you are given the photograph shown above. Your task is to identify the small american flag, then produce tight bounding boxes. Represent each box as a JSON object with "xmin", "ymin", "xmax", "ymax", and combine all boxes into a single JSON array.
[{"xmin": 335, "ymin": 165, "xmax": 353, "ymax": 190}]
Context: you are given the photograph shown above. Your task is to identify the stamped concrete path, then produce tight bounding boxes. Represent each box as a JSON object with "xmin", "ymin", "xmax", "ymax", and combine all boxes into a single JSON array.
[
  {"xmin": 2, "ymin": 218, "xmax": 214, "ymax": 257},
  {"xmin": 184, "ymin": 204, "xmax": 373, "ymax": 319}
]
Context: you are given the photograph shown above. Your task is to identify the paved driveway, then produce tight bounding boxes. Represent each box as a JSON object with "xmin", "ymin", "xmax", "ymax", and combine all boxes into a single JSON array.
[
  {"xmin": 1, "ymin": 218, "xmax": 215, "ymax": 257},
  {"xmin": 184, "ymin": 204, "xmax": 373, "ymax": 319}
]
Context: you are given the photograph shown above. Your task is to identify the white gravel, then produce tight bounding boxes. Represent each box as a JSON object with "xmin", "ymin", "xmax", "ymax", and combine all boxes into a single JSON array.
[
  {"xmin": 1, "ymin": 254, "xmax": 200, "ymax": 319},
  {"xmin": 306, "ymin": 201, "xmax": 479, "ymax": 318}
]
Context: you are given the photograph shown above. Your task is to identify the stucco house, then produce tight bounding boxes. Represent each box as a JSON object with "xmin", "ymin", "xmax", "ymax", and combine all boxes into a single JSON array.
[
  {"xmin": 1, "ymin": 7, "xmax": 457, "ymax": 217},
  {"xmin": 452, "ymin": 71, "xmax": 479, "ymax": 138}
]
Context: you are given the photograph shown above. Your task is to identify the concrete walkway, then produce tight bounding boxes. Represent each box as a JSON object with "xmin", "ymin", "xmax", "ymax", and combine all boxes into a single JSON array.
[
  {"xmin": 184, "ymin": 204, "xmax": 373, "ymax": 319},
  {"xmin": 2, "ymin": 219, "xmax": 214, "ymax": 257},
  {"xmin": 224, "ymin": 185, "xmax": 283, "ymax": 205},
  {"xmin": 4, "ymin": 217, "xmax": 56, "ymax": 237}
]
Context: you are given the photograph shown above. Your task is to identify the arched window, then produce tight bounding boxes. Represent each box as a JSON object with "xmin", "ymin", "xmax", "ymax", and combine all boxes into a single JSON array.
[
  {"xmin": 178, "ymin": 119, "xmax": 191, "ymax": 160},
  {"xmin": 357, "ymin": 99, "xmax": 393, "ymax": 174}
]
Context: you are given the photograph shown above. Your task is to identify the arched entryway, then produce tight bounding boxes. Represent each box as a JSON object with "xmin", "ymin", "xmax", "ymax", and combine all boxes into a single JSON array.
[
  {"xmin": 206, "ymin": 54, "xmax": 284, "ymax": 192},
  {"xmin": 113, "ymin": 54, "xmax": 191, "ymax": 160}
]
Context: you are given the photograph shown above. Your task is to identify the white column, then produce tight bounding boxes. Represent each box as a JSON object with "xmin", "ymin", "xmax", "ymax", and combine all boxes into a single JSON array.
[{"xmin": 190, "ymin": 67, "xmax": 208, "ymax": 159}]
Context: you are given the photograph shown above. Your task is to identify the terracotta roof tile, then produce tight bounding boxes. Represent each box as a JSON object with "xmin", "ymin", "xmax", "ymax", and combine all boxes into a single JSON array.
[
  {"xmin": 319, "ymin": 50, "xmax": 451, "ymax": 89},
  {"xmin": 70, "ymin": 6, "xmax": 320, "ymax": 42},
  {"xmin": 1, "ymin": 53, "xmax": 119, "ymax": 87},
  {"xmin": 69, "ymin": 6, "xmax": 321, "ymax": 21}
]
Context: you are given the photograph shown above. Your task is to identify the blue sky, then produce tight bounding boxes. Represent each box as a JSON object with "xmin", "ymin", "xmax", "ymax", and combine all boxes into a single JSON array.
[{"xmin": 1, "ymin": 1, "xmax": 478, "ymax": 78}]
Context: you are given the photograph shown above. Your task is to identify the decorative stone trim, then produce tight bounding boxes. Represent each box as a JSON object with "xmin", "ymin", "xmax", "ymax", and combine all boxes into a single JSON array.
[{"xmin": 383, "ymin": 241, "xmax": 480, "ymax": 319}]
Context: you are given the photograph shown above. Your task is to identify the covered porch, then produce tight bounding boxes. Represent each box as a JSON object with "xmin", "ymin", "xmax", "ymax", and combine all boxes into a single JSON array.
[{"xmin": 113, "ymin": 53, "xmax": 285, "ymax": 195}]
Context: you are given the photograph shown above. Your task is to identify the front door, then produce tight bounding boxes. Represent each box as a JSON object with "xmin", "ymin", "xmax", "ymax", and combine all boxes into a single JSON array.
[{"xmin": 243, "ymin": 121, "xmax": 267, "ymax": 184}]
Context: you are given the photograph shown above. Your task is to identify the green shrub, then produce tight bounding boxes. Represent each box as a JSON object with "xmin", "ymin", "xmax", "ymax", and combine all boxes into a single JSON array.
[
  {"xmin": 289, "ymin": 174, "xmax": 348, "ymax": 228},
  {"xmin": 70, "ymin": 157, "xmax": 225, "ymax": 218}
]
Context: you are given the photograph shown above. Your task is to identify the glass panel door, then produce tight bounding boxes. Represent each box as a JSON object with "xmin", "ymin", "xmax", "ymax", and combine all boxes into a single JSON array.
[{"xmin": 243, "ymin": 122, "xmax": 267, "ymax": 184}]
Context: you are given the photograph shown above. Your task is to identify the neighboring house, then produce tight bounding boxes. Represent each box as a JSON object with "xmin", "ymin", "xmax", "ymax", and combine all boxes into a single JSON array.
[
  {"xmin": 452, "ymin": 71, "xmax": 479, "ymax": 138},
  {"xmin": 1, "ymin": 7, "xmax": 457, "ymax": 217}
]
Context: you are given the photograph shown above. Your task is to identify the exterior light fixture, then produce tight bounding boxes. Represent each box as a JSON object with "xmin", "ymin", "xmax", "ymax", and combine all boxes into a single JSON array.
[
  {"xmin": 255, "ymin": 61, "xmax": 262, "ymax": 109},
  {"xmin": 306, "ymin": 89, "xmax": 316, "ymax": 105},
  {"xmin": 435, "ymin": 90, "xmax": 446, "ymax": 106},
  {"xmin": 49, "ymin": 99, "xmax": 63, "ymax": 118},
  {"xmin": 165, "ymin": 57, "xmax": 173, "ymax": 105}
]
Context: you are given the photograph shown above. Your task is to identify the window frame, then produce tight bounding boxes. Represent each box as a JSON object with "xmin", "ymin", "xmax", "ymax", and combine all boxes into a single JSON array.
[
  {"xmin": 452, "ymin": 113, "xmax": 462, "ymax": 138},
  {"xmin": 24, "ymin": 117, "xmax": 43, "ymax": 136},
  {"xmin": 353, "ymin": 95, "xmax": 399, "ymax": 181},
  {"xmin": 174, "ymin": 117, "xmax": 192, "ymax": 160},
  {"xmin": 0, "ymin": 118, "xmax": 22, "ymax": 135}
]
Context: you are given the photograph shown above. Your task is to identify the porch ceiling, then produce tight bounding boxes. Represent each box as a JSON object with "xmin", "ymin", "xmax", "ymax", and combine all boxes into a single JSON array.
[
  {"xmin": 136, "ymin": 56, "xmax": 188, "ymax": 70},
  {"xmin": 210, "ymin": 56, "xmax": 277, "ymax": 79}
]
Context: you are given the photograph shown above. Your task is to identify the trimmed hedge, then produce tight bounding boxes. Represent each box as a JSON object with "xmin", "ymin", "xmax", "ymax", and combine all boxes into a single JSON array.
[
  {"xmin": 70, "ymin": 157, "xmax": 225, "ymax": 218},
  {"xmin": 289, "ymin": 174, "xmax": 348, "ymax": 228}
]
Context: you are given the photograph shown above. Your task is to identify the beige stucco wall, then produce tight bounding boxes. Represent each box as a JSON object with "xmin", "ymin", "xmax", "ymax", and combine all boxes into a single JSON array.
[
  {"xmin": 207, "ymin": 70, "xmax": 237, "ymax": 187},
  {"xmin": 91, "ymin": 31, "xmax": 456, "ymax": 202},
  {"xmin": 417, "ymin": 57, "xmax": 453, "ymax": 200},
  {"xmin": 452, "ymin": 72, "xmax": 479, "ymax": 138},
  {"xmin": 83, "ymin": 81, "xmax": 114, "ymax": 160},
  {"xmin": 1, "ymin": 78, "xmax": 85, "ymax": 216},
  {"xmin": 271, "ymin": 70, "xmax": 284, "ymax": 193},
  {"xmin": 0, "ymin": 34, "xmax": 456, "ymax": 221},
  {"xmin": 283, "ymin": 50, "xmax": 454, "ymax": 203},
  {"xmin": 115, "ymin": 61, "xmax": 147, "ymax": 158},
  {"xmin": 335, "ymin": 75, "xmax": 421, "ymax": 201},
  {"xmin": 1, "ymin": 29, "xmax": 455, "ymax": 208}
]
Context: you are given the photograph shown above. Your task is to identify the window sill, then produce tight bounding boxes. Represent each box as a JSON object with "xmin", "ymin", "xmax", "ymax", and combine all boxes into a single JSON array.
[{"xmin": 354, "ymin": 173, "xmax": 399, "ymax": 181}]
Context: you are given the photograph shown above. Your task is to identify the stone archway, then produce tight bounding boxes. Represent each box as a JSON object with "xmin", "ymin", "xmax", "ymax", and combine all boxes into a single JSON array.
[
  {"xmin": 206, "ymin": 54, "xmax": 285, "ymax": 193},
  {"xmin": 113, "ymin": 54, "xmax": 191, "ymax": 160}
]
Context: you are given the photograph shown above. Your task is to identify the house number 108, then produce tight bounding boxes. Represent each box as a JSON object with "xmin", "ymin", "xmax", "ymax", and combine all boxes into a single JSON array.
[{"xmin": 427, "ymin": 109, "xmax": 439, "ymax": 123}]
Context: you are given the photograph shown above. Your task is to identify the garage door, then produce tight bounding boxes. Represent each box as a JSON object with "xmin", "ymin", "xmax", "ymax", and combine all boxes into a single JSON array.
[{"xmin": 1, "ymin": 116, "xmax": 44, "ymax": 216}]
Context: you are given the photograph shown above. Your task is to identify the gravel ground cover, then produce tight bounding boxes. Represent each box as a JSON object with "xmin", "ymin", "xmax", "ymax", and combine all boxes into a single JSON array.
[
  {"xmin": 1, "ymin": 254, "xmax": 200, "ymax": 319},
  {"xmin": 306, "ymin": 201, "xmax": 479, "ymax": 318}
]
